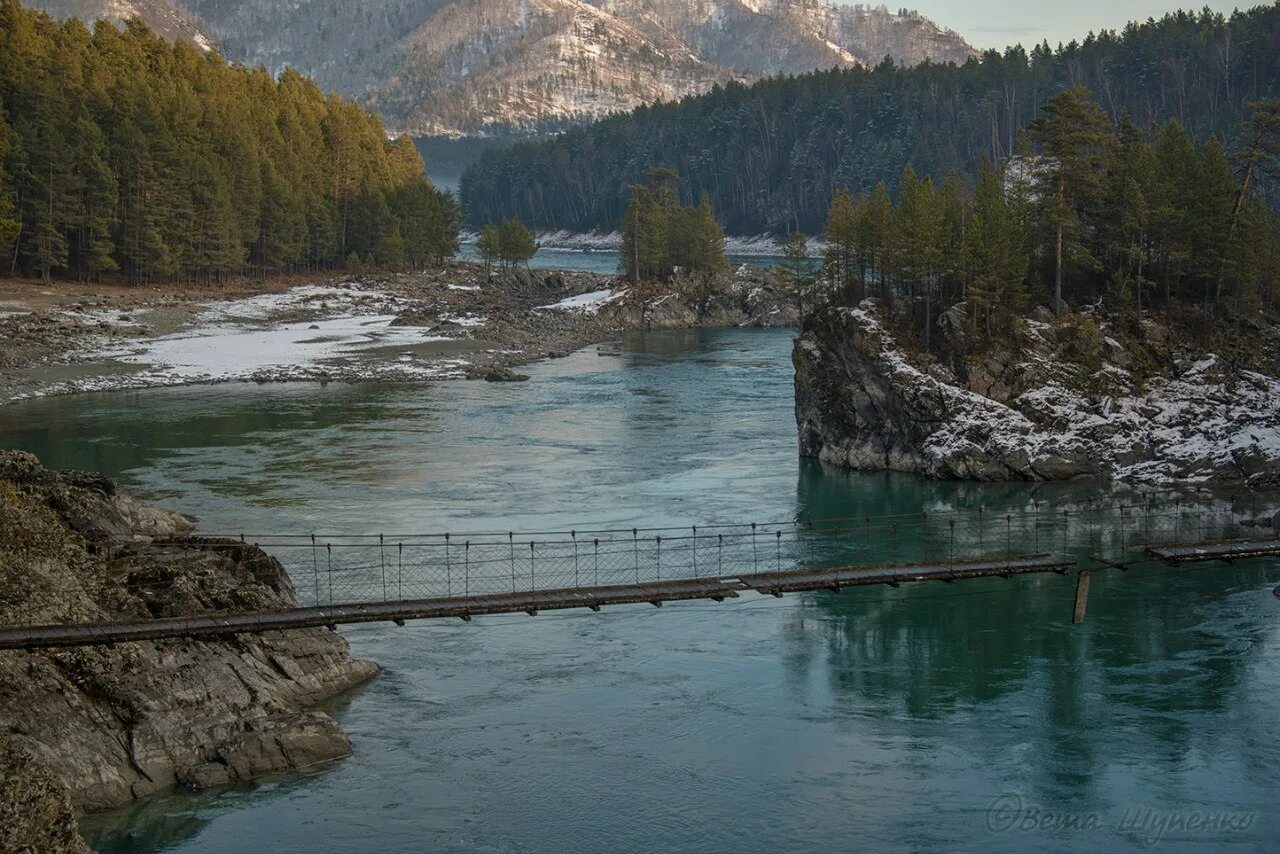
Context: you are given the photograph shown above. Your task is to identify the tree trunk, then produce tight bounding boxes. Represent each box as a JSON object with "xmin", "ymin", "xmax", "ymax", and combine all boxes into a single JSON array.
[{"xmin": 1054, "ymin": 183, "xmax": 1065, "ymax": 312}]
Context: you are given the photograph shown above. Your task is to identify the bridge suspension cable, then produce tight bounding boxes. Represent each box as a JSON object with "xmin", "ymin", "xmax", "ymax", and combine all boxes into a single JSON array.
[{"xmin": 0, "ymin": 493, "xmax": 1276, "ymax": 650}]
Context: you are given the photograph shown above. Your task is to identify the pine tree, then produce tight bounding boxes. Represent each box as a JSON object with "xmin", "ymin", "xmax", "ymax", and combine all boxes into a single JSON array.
[
  {"xmin": 496, "ymin": 217, "xmax": 536, "ymax": 268},
  {"xmin": 823, "ymin": 186, "xmax": 856, "ymax": 296},
  {"xmin": 70, "ymin": 113, "xmax": 117, "ymax": 282},
  {"xmin": 889, "ymin": 167, "xmax": 944, "ymax": 348},
  {"xmin": 15, "ymin": 93, "xmax": 74, "ymax": 284},
  {"xmin": 0, "ymin": 98, "xmax": 21, "ymax": 260},
  {"xmin": 1232, "ymin": 99, "xmax": 1280, "ymax": 222},
  {"xmin": 1027, "ymin": 85, "xmax": 1117, "ymax": 310},
  {"xmin": 620, "ymin": 173, "xmax": 671, "ymax": 281},
  {"xmin": 937, "ymin": 171, "xmax": 968, "ymax": 307},
  {"xmin": 1193, "ymin": 137, "xmax": 1239, "ymax": 301},
  {"xmin": 256, "ymin": 162, "xmax": 307, "ymax": 272},
  {"xmin": 476, "ymin": 223, "xmax": 500, "ymax": 274},
  {"xmin": 964, "ymin": 161, "xmax": 1029, "ymax": 337},
  {"xmin": 857, "ymin": 183, "xmax": 892, "ymax": 299},
  {"xmin": 684, "ymin": 192, "xmax": 727, "ymax": 278},
  {"xmin": 188, "ymin": 156, "xmax": 242, "ymax": 282}
]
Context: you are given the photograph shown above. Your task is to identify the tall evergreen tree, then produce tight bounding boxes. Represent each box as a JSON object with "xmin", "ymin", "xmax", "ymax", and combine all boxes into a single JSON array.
[
  {"xmin": 1028, "ymin": 85, "xmax": 1117, "ymax": 310},
  {"xmin": 0, "ymin": 98, "xmax": 21, "ymax": 260},
  {"xmin": 823, "ymin": 186, "xmax": 857, "ymax": 296},
  {"xmin": 964, "ymin": 160, "xmax": 1029, "ymax": 336}
]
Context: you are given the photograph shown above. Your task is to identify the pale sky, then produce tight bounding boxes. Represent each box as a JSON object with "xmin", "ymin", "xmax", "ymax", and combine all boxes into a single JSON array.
[{"xmin": 889, "ymin": 0, "xmax": 1254, "ymax": 50}]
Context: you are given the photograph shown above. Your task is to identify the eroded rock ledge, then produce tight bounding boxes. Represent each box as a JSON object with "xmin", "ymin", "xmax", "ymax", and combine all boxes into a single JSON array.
[
  {"xmin": 794, "ymin": 301, "xmax": 1280, "ymax": 486},
  {"xmin": 0, "ymin": 451, "xmax": 379, "ymax": 850}
]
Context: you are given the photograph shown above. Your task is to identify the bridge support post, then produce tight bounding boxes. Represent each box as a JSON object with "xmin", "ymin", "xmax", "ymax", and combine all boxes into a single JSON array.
[{"xmin": 1072, "ymin": 570, "xmax": 1092, "ymax": 625}]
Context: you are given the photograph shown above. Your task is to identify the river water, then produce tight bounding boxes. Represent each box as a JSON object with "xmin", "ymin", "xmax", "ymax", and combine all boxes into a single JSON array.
[
  {"xmin": 455, "ymin": 243, "xmax": 792, "ymax": 275},
  {"xmin": 0, "ymin": 328, "xmax": 1277, "ymax": 853}
]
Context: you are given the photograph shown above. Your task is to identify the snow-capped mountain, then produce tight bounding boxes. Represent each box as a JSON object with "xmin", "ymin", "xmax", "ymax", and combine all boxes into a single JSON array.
[{"xmin": 27, "ymin": 0, "xmax": 975, "ymax": 136}]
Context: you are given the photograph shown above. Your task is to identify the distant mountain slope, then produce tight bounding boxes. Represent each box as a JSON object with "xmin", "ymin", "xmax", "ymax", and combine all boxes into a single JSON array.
[
  {"xmin": 25, "ymin": 0, "xmax": 213, "ymax": 46},
  {"xmin": 190, "ymin": 0, "xmax": 973, "ymax": 135},
  {"xmin": 459, "ymin": 5, "xmax": 1280, "ymax": 234},
  {"xmin": 26, "ymin": 0, "xmax": 972, "ymax": 135},
  {"xmin": 183, "ymin": 0, "xmax": 451, "ymax": 98},
  {"xmin": 368, "ymin": 0, "xmax": 740, "ymax": 136}
]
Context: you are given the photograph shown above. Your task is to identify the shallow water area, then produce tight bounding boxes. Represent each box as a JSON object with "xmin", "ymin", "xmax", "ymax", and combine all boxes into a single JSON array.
[{"xmin": 0, "ymin": 328, "xmax": 1275, "ymax": 853}]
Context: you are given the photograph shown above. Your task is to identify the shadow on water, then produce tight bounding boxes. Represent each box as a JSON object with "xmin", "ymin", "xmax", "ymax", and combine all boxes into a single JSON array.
[
  {"xmin": 783, "ymin": 457, "xmax": 1280, "ymax": 813},
  {"xmin": 1, "ymin": 382, "xmax": 439, "ymax": 485}
]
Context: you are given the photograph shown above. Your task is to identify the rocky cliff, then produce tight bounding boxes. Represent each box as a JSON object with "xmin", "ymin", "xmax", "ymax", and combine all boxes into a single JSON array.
[
  {"xmin": 794, "ymin": 301, "xmax": 1280, "ymax": 486},
  {"xmin": 0, "ymin": 451, "xmax": 379, "ymax": 848}
]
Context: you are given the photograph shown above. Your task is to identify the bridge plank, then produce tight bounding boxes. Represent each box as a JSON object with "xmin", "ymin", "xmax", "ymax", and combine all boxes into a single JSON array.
[
  {"xmin": 0, "ymin": 555, "xmax": 1070, "ymax": 651},
  {"xmin": 738, "ymin": 554, "xmax": 1071, "ymax": 595},
  {"xmin": 1145, "ymin": 538, "xmax": 1280, "ymax": 564}
]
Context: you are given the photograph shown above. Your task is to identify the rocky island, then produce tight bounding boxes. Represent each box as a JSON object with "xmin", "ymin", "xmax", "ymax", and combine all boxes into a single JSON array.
[{"xmin": 794, "ymin": 300, "xmax": 1280, "ymax": 487}]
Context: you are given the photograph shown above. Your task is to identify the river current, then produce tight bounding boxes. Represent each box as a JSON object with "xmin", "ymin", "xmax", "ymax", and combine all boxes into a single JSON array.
[{"xmin": 1, "ymin": 328, "xmax": 1276, "ymax": 853}]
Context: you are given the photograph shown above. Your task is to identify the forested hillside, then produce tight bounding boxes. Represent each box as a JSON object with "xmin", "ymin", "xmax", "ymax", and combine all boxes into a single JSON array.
[
  {"xmin": 0, "ymin": 0, "xmax": 459, "ymax": 285},
  {"xmin": 461, "ymin": 5, "xmax": 1280, "ymax": 234},
  {"xmin": 819, "ymin": 90, "xmax": 1280, "ymax": 355}
]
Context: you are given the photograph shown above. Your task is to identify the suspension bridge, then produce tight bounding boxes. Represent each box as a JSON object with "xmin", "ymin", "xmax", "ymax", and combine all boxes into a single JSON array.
[{"xmin": 1, "ymin": 495, "xmax": 1277, "ymax": 651}]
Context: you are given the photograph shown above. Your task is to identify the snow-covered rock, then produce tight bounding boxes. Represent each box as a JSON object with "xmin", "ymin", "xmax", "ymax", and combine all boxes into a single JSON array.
[{"xmin": 794, "ymin": 301, "xmax": 1280, "ymax": 487}]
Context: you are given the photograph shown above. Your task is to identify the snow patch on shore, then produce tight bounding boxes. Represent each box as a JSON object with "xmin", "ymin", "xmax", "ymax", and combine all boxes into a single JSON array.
[
  {"xmin": 459, "ymin": 231, "xmax": 825, "ymax": 257},
  {"xmin": 538, "ymin": 289, "xmax": 622, "ymax": 313},
  {"xmin": 99, "ymin": 315, "xmax": 450, "ymax": 382},
  {"xmin": 197, "ymin": 283, "xmax": 396, "ymax": 324}
]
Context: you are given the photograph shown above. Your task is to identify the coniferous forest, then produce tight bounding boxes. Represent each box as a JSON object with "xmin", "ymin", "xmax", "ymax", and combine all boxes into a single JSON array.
[
  {"xmin": 820, "ymin": 88, "xmax": 1280, "ymax": 352},
  {"xmin": 0, "ymin": 0, "xmax": 460, "ymax": 285},
  {"xmin": 460, "ymin": 5, "xmax": 1280, "ymax": 237}
]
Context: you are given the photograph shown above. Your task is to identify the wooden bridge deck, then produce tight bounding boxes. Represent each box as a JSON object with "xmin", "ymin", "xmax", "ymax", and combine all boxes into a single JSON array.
[
  {"xmin": 1145, "ymin": 538, "xmax": 1280, "ymax": 564},
  {"xmin": 0, "ymin": 554, "xmax": 1072, "ymax": 651}
]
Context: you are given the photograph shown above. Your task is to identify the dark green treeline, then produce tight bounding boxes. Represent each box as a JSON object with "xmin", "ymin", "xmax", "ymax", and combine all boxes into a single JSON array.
[
  {"xmin": 0, "ymin": 0, "xmax": 459, "ymax": 284},
  {"xmin": 620, "ymin": 169, "xmax": 727, "ymax": 282},
  {"xmin": 822, "ymin": 89, "xmax": 1280, "ymax": 350},
  {"xmin": 461, "ymin": 5, "xmax": 1280, "ymax": 235}
]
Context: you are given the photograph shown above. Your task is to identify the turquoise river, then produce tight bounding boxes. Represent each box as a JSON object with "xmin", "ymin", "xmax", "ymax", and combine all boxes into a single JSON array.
[{"xmin": 0, "ymin": 328, "xmax": 1276, "ymax": 853}]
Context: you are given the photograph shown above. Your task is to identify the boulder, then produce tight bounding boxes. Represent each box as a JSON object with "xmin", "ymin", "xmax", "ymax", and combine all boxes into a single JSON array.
[{"xmin": 466, "ymin": 365, "xmax": 530, "ymax": 382}]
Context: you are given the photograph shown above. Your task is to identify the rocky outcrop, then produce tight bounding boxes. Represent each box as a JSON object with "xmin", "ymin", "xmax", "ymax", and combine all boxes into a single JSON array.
[
  {"xmin": 794, "ymin": 302, "xmax": 1280, "ymax": 486},
  {"xmin": 0, "ymin": 451, "xmax": 379, "ymax": 845},
  {"xmin": 0, "ymin": 741, "xmax": 89, "ymax": 854},
  {"xmin": 599, "ymin": 267, "xmax": 801, "ymax": 330}
]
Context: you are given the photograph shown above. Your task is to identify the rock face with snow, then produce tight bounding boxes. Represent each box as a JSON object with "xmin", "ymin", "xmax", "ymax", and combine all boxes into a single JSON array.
[
  {"xmin": 0, "ymin": 451, "xmax": 379, "ymax": 847},
  {"xmin": 31, "ymin": 0, "xmax": 973, "ymax": 137},
  {"xmin": 794, "ymin": 301, "xmax": 1280, "ymax": 487}
]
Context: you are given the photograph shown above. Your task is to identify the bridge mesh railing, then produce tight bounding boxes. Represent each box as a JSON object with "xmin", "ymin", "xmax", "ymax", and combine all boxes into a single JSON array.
[{"xmin": 90, "ymin": 493, "xmax": 1279, "ymax": 611}]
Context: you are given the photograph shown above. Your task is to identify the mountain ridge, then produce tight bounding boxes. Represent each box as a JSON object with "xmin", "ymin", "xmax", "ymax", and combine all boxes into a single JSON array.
[{"xmin": 23, "ymin": 0, "xmax": 974, "ymax": 135}]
